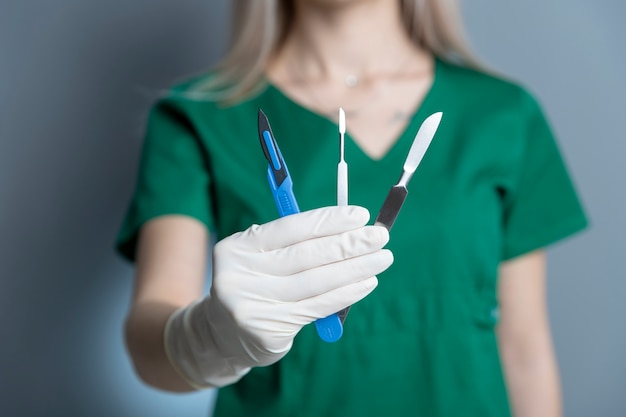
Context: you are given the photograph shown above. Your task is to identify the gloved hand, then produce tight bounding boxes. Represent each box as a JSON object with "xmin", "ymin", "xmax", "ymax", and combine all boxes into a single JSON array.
[{"xmin": 164, "ymin": 206, "xmax": 393, "ymax": 388}]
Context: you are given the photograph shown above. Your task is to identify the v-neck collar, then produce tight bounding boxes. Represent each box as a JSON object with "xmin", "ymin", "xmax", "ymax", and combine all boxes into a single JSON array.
[{"xmin": 262, "ymin": 57, "xmax": 442, "ymax": 164}]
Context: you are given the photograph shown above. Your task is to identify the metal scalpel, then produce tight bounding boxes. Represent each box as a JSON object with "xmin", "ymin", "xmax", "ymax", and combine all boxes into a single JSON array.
[{"xmin": 374, "ymin": 112, "xmax": 443, "ymax": 230}]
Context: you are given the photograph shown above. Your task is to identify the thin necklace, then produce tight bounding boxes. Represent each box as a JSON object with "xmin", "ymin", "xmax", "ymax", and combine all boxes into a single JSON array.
[
  {"xmin": 344, "ymin": 74, "xmax": 359, "ymax": 88},
  {"xmin": 288, "ymin": 53, "xmax": 418, "ymax": 124}
]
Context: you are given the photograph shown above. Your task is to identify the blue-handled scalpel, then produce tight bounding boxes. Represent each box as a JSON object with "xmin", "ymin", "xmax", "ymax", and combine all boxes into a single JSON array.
[{"xmin": 258, "ymin": 108, "xmax": 344, "ymax": 343}]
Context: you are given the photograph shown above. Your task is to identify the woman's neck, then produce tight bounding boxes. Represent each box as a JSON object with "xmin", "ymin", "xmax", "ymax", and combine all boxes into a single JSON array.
[{"xmin": 271, "ymin": 0, "xmax": 425, "ymax": 84}]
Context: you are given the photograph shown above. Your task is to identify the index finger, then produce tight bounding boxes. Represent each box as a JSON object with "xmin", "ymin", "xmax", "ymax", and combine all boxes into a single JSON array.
[{"xmin": 237, "ymin": 205, "xmax": 370, "ymax": 252}]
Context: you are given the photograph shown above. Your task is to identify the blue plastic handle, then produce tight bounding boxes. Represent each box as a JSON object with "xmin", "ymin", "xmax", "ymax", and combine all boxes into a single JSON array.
[
  {"xmin": 314, "ymin": 314, "xmax": 344, "ymax": 343},
  {"xmin": 267, "ymin": 169, "xmax": 299, "ymax": 217},
  {"xmin": 265, "ymin": 166, "xmax": 344, "ymax": 343}
]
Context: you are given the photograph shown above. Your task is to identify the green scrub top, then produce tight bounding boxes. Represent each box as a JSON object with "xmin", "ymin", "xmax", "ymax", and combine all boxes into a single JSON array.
[{"xmin": 116, "ymin": 58, "xmax": 588, "ymax": 417}]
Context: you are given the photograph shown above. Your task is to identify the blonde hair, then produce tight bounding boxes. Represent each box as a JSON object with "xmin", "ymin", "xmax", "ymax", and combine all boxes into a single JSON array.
[{"xmin": 188, "ymin": 0, "xmax": 477, "ymax": 102}]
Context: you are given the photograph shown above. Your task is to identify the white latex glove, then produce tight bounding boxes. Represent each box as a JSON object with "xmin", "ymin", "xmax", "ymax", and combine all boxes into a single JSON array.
[{"xmin": 164, "ymin": 206, "xmax": 392, "ymax": 388}]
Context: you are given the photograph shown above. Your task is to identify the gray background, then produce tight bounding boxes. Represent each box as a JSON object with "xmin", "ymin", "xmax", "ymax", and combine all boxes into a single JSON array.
[{"xmin": 1, "ymin": 0, "xmax": 623, "ymax": 416}]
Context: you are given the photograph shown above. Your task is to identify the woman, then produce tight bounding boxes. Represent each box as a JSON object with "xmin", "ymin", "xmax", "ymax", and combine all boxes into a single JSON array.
[{"xmin": 117, "ymin": 1, "xmax": 587, "ymax": 416}]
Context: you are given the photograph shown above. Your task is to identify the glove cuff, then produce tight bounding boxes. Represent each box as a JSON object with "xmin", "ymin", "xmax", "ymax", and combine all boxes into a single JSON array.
[{"xmin": 164, "ymin": 299, "xmax": 251, "ymax": 389}]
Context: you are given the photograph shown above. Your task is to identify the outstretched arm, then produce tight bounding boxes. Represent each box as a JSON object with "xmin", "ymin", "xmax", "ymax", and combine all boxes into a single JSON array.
[{"xmin": 125, "ymin": 215, "xmax": 208, "ymax": 392}]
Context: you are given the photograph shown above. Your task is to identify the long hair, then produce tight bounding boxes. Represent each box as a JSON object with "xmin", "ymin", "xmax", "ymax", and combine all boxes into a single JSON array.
[{"xmin": 188, "ymin": 0, "xmax": 477, "ymax": 102}]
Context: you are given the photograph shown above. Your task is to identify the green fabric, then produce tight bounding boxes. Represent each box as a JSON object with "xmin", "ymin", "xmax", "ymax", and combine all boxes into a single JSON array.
[{"xmin": 116, "ymin": 59, "xmax": 588, "ymax": 417}]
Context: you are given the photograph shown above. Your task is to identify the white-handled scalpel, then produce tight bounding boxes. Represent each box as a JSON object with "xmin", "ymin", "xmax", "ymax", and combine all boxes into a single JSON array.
[{"xmin": 337, "ymin": 107, "xmax": 348, "ymax": 206}]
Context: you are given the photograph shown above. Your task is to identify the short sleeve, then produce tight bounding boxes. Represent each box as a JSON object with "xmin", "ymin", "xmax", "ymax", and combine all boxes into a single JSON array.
[
  {"xmin": 501, "ymin": 93, "xmax": 588, "ymax": 260},
  {"xmin": 115, "ymin": 97, "xmax": 213, "ymax": 262}
]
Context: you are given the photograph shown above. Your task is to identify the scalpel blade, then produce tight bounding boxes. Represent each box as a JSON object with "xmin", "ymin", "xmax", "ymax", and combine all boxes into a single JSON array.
[{"xmin": 374, "ymin": 112, "xmax": 442, "ymax": 230}]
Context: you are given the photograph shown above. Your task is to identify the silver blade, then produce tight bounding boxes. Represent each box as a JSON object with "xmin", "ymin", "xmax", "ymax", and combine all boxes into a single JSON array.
[{"xmin": 403, "ymin": 112, "xmax": 442, "ymax": 175}]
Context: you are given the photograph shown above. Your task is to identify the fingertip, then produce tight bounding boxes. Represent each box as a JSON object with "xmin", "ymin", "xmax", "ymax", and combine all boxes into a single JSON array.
[
  {"xmin": 349, "ymin": 205, "xmax": 370, "ymax": 225},
  {"xmin": 372, "ymin": 225, "xmax": 390, "ymax": 245},
  {"xmin": 382, "ymin": 249, "xmax": 394, "ymax": 266},
  {"xmin": 363, "ymin": 276, "xmax": 379, "ymax": 290}
]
